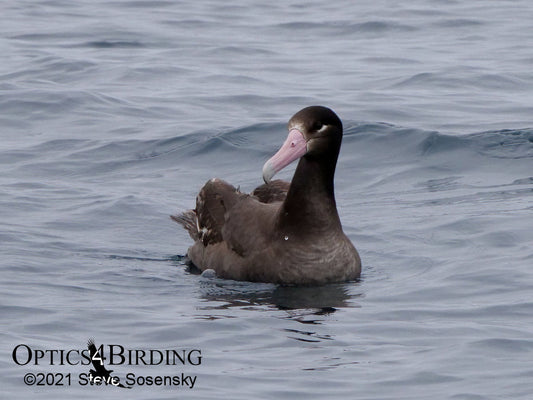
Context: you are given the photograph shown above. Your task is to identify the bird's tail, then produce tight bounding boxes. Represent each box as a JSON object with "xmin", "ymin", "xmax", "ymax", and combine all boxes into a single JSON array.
[{"xmin": 171, "ymin": 210, "xmax": 199, "ymax": 240}]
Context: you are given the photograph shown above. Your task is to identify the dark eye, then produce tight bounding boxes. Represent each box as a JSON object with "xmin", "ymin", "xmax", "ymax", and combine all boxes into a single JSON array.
[{"xmin": 313, "ymin": 122, "xmax": 324, "ymax": 131}]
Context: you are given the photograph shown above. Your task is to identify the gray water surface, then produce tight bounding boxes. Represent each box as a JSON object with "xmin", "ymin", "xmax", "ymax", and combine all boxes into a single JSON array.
[{"xmin": 1, "ymin": 1, "xmax": 533, "ymax": 399}]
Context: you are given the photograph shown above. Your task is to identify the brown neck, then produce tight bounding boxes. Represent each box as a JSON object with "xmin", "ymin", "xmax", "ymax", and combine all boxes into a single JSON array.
[{"xmin": 277, "ymin": 155, "xmax": 342, "ymax": 236}]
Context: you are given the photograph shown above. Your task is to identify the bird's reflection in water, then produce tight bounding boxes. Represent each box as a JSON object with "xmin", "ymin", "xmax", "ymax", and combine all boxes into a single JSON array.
[
  {"xmin": 189, "ymin": 265, "xmax": 362, "ymax": 314},
  {"xmin": 186, "ymin": 264, "xmax": 363, "ymax": 343}
]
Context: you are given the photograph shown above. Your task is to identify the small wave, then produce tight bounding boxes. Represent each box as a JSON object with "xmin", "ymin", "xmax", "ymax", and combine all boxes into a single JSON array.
[
  {"xmin": 272, "ymin": 19, "xmax": 417, "ymax": 37},
  {"xmin": 391, "ymin": 71, "xmax": 528, "ymax": 91},
  {"xmin": 120, "ymin": 0, "xmax": 174, "ymax": 8},
  {"xmin": 419, "ymin": 131, "xmax": 466, "ymax": 155},
  {"xmin": 82, "ymin": 40, "xmax": 145, "ymax": 48},
  {"xmin": 417, "ymin": 127, "xmax": 532, "ymax": 159},
  {"xmin": 469, "ymin": 128, "xmax": 533, "ymax": 159},
  {"xmin": 435, "ymin": 18, "xmax": 484, "ymax": 28},
  {"xmin": 106, "ymin": 254, "xmax": 175, "ymax": 262}
]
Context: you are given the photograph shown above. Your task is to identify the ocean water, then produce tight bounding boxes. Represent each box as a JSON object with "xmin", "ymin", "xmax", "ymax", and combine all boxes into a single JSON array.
[{"xmin": 1, "ymin": 0, "xmax": 532, "ymax": 399}]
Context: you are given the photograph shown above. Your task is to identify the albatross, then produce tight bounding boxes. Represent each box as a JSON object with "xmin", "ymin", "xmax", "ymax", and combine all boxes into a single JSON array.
[{"xmin": 172, "ymin": 106, "xmax": 361, "ymax": 285}]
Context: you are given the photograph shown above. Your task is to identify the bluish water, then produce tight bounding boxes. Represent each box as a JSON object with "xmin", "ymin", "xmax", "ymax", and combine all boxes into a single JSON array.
[{"xmin": 1, "ymin": 1, "xmax": 533, "ymax": 399}]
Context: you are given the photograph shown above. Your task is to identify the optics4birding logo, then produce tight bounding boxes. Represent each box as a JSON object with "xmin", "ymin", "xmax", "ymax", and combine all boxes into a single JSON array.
[
  {"xmin": 86, "ymin": 339, "xmax": 130, "ymax": 388},
  {"xmin": 12, "ymin": 339, "xmax": 201, "ymax": 389}
]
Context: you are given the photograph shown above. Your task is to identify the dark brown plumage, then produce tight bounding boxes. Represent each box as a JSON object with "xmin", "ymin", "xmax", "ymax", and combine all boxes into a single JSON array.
[{"xmin": 172, "ymin": 106, "xmax": 361, "ymax": 285}]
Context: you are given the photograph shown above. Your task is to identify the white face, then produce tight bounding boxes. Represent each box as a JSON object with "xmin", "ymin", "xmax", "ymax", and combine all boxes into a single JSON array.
[
  {"xmin": 289, "ymin": 121, "xmax": 329, "ymax": 136},
  {"xmin": 316, "ymin": 124, "xmax": 329, "ymax": 134},
  {"xmin": 288, "ymin": 121, "xmax": 305, "ymax": 133}
]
